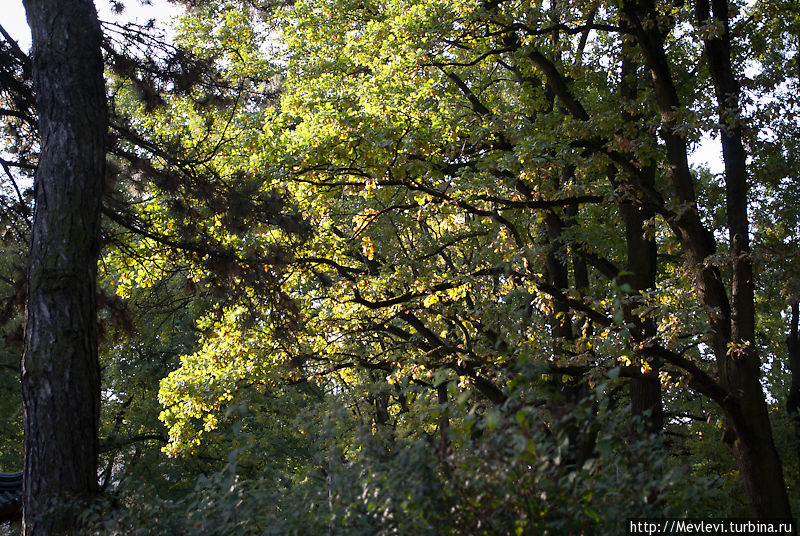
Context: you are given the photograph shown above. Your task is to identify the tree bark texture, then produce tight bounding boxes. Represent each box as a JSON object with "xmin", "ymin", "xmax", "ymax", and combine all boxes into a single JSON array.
[{"xmin": 21, "ymin": 0, "xmax": 105, "ymax": 533}]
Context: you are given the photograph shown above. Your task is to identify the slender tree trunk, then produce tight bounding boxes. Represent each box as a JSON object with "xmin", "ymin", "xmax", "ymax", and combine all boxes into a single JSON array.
[
  {"xmin": 437, "ymin": 381, "xmax": 449, "ymax": 457},
  {"xmin": 21, "ymin": 0, "xmax": 105, "ymax": 533},
  {"xmin": 787, "ymin": 301, "xmax": 800, "ymax": 483}
]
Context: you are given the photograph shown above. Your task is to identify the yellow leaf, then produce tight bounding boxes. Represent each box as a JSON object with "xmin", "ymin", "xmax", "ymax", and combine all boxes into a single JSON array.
[
  {"xmin": 361, "ymin": 236, "xmax": 375, "ymax": 260},
  {"xmin": 423, "ymin": 293, "xmax": 439, "ymax": 307}
]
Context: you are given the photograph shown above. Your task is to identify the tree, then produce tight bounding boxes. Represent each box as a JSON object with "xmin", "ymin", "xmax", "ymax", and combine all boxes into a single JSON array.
[
  {"xmin": 21, "ymin": 0, "xmax": 106, "ymax": 532},
  {"xmin": 154, "ymin": 0, "xmax": 798, "ymax": 520}
]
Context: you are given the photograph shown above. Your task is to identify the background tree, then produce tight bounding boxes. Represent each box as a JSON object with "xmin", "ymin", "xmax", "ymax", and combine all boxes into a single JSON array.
[{"xmin": 156, "ymin": 0, "xmax": 799, "ymax": 521}]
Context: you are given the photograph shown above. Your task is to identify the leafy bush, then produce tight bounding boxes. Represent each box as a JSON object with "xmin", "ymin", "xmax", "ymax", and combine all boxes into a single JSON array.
[{"xmin": 81, "ymin": 388, "xmax": 726, "ymax": 535}]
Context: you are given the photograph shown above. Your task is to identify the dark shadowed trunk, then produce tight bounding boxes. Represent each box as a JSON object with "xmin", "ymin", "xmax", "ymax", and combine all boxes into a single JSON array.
[
  {"xmin": 437, "ymin": 381, "xmax": 449, "ymax": 456},
  {"xmin": 787, "ymin": 301, "xmax": 800, "ymax": 484},
  {"xmin": 21, "ymin": 0, "xmax": 105, "ymax": 533},
  {"xmin": 622, "ymin": 192, "xmax": 662, "ymax": 434},
  {"xmin": 619, "ymin": 47, "xmax": 663, "ymax": 434},
  {"xmin": 543, "ymin": 169, "xmax": 593, "ymax": 468}
]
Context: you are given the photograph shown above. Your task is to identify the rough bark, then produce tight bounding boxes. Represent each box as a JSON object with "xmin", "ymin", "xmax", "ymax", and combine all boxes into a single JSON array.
[{"xmin": 21, "ymin": 0, "xmax": 106, "ymax": 533}]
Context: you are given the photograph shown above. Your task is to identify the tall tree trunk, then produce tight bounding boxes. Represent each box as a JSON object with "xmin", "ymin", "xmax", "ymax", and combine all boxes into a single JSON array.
[
  {"xmin": 619, "ymin": 47, "xmax": 663, "ymax": 434},
  {"xmin": 21, "ymin": 0, "xmax": 105, "ymax": 533},
  {"xmin": 623, "ymin": 0, "xmax": 790, "ymax": 517},
  {"xmin": 544, "ymin": 169, "xmax": 593, "ymax": 468},
  {"xmin": 695, "ymin": 0, "xmax": 791, "ymax": 517}
]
